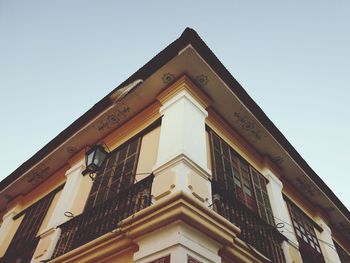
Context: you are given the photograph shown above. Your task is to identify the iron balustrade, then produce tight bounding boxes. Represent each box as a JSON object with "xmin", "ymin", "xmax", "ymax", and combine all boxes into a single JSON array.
[
  {"xmin": 212, "ymin": 181, "xmax": 286, "ymax": 263},
  {"xmin": 52, "ymin": 174, "xmax": 154, "ymax": 259},
  {"xmin": 0, "ymin": 237, "xmax": 40, "ymax": 263}
]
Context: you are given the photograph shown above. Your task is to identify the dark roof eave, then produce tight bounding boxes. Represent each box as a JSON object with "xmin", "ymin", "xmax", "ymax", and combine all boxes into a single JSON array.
[{"xmin": 1, "ymin": 28, "xmax": 349, "ymax": 222}]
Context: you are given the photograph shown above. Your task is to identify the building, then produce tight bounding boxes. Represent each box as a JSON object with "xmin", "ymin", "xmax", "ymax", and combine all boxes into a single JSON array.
[{"xmin": 0, "ymin": 28, "xmax": 349, "ymax": 263}]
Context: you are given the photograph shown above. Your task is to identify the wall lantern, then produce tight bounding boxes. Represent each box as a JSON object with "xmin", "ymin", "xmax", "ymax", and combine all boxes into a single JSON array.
[{"xmin": 82, "ymin": 144, "xmax": 109, "ymax": 176}]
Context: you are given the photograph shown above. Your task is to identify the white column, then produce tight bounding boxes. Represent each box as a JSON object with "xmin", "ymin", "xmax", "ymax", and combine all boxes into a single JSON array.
[
  {"xmin": 0, "ymin": 206, "xmax": 21, "ymax": 258},
  {"xmin": 156, "ymin": 89, "xmax": 208, "ymax": 170},
  {"xmin": 315, "ymin": 217, "xmax": 341, "ymax": 263},
  {"xmin": 152, "ymin": 84, "xmax": 211, "ymax": 203},
  {"xmin": 263, "ymin": 168, "xmax": 302, "ymax": 263},
  {"xmin": 33, "ymin": 160, "xmax": 93, "ymax": 262},
  {"xmin": 46, "ymin": 161, "xmax": 91, "ymax": 229}
]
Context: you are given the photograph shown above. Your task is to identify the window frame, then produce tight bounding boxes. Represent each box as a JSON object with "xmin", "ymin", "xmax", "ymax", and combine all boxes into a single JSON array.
[
  {"xmin": 3, "ymin": 184, "xmax": 63, "ymax": 262},
  {"xmin": 85, "ymin": 118, "xmax": 161, "ymax": 210},
  {"xmin": 286, "ymin": 199, "xmax": 325, "ymax": 263},
  {"xmin": 85, "ymin": 136, "xmax": 142, "ymax": 209},
  {"xmin": 208, "ymin": 128, "xmax": 274, "ymax": 224}
]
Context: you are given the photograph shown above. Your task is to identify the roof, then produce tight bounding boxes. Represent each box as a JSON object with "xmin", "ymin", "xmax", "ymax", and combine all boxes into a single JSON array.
[{"xmin": 1, "ymin": 27, "xmax": 349, "ymax": 221}]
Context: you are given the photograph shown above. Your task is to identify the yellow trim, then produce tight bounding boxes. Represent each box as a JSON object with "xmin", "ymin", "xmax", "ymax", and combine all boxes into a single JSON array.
[
  {"xmin": 5, "ymin": 166, "xmax": 67, "ymax": 215},
  {"xmin": 51, "ymin": 234, "xmax": 137, "ymax": 263},
  {"xmin": 66, "ymin": 101, "xmax": 161, "ymax": 169},
  {"xmin": 101, "ymin": 101, "xmax": 161, "ymax": 152},
  {"xmin": 206, "ymin": 107, "xmax": 263, "ymax": 172},
  {"xmin": 283, "ymin": 182, "xmax": 319, "ymax": 221},
  {"xmin": 157, "ymin": 75, "xmax": 211, "ymax": 108}
]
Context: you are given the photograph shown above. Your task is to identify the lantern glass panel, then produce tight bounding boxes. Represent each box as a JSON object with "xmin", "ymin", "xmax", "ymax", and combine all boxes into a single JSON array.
[
  {"xmin": 94, "ymin": 147, "xmax": 107, "ymax": 168},
  {"xmin": 87, "ymin": 151, "xmax": 95, "ymax": 168}
]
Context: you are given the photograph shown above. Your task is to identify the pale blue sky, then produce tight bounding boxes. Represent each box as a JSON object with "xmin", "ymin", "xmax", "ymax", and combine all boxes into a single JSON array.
[{"xmin": 0, "ymin": 1, "xmax": 349, "ymax": 209}]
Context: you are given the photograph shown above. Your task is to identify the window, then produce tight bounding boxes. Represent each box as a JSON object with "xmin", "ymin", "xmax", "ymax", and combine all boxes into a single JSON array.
[
  {"xmin": 149, "ymin": 255, "xmax": 170, "ymax": 263},
  {"xmin": 209, "ymin": 130, "xmax": 274, "ymax": 224},
  {"xmin": 85, "ymin": 136, "xmax": 142, "ymax": 209},
  {"xmin": 250, "ymin": 167, "xmax": 274, "ymax": 224},
  {"xmin": 2, "ymin": 186, "xmax": 62, "ymax": 263},
  {"xmin": 286, "ymin": 201, "xmax": 325, "ymax": 263},
  {"xmin": 334, "ymin": 240, "xmax": 350, "ymax": 263},
  {"xmin": 188, "ymin": 255, "xmax": 202, "ymax": 263}
]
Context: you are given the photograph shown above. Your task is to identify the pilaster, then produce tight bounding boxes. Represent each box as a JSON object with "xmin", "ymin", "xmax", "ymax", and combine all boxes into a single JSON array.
[
  {"xmin": 263, "ymin": 168, "xmax": 303, "ymax": 263},
  {"xmin": 153, "ymin": 76, "xmax": 212, "ymax": 204},
  {"xmin": 32, "ymin": 160, "xmax": 93, "ymax": 262},
  {"xmin": 315, "ymin": 217, "xmax": 341, "ymax": 263},
  {"xmin": 0, "ymin": 206, "xmax": 22, "ymax": 258}
]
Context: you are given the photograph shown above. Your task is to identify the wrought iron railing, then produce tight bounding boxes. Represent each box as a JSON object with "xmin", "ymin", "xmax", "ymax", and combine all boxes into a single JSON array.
[
  {"xmin": 0, "ymin": 237, "xmax": 40, "ymax": 263},
  {"xmin": 52, "ymin": 174, "xmax": 154, "ymax": 259},
  {"xmin": 212, "ymin": 181, "xmax": 286, "ymax": 263}
]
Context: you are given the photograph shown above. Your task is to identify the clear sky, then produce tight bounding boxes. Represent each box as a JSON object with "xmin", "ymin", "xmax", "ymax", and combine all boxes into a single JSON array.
[{"xmin": 0, "ymin": 1, "xmax": 349, "ymax": 209}]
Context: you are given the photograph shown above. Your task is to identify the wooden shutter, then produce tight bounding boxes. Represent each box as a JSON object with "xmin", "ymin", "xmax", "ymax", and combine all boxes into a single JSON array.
[
  {"xmin": 86, "ymin": 137, "xmax": 141, "ymax": 209},
  {"xmin": 250, "ymin": 167, "xmax": 274, "ymax": 225},
  {"xmin": 287, "ymin": 201, "xmax": 325, "ymax": 263},
  {"xmin": 209, "ymin": 131, "xmax": 256, "ymax": 210},
  {"xmin": 238, "ymin": 159, "xmax": 256, "ymax": 210},
  {"xmin": 2, "ymin": 187, "xmax": 61, "ymax": 262}
]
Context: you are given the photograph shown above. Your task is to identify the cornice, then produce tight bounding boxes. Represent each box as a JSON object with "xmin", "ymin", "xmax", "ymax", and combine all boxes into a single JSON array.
[{"xmin": 157, "ymin": 74, "xmax": 212, "ymax": 109}]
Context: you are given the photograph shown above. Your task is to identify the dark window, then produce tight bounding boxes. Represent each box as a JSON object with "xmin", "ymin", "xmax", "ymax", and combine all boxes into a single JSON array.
[
  {"xmin": 334, "ymin": 240, "xmax": 350, "ymax": 263},
  {"xmin": 210, "ymin": 131, "xmax": 255, "ymax": 210},
  {"xmin": 85, "ymin": 136, "xmax": 142, "ymax": 209},
  {"xmin": 250, "ymin": 167, "xmax": 274, "ymax": 225},
  {"xmin": 286, "ymin": 201, "xmax": 325, "ymax": 263},
  {"xmin": 188, "ymin": 255, "xmax": 202, "ymax": 263},
  {"xmin": 209, "ymin": 130, "xmax": 273, "ymax": 224},
  {"xmin": 149, "ymin": 255, "xmax": 170, "ymax": 263},
  {"xmin": 1, "ymin": 186, "xmax": 61, "ymax": 263}
]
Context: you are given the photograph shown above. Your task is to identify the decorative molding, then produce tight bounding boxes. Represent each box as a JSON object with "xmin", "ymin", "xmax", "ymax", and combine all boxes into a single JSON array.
[
  {"xmin": 232, "ymin": 111, "xmax": 267, "ymax": 142},
  {"xmin": 25, "ymin": 164, "xmax": 51, "ymax": 184},
  {"xmin": 195, "ymin": 74, "xmax": 208, "ymax": 87},
  {"xmin": 206, "ymin": 108, "xmax": 263, "ymax": 168},
  {"xmin": 96, "ymin": 102, "xmax": 131, "ymax": 131},
  {"xmin": 295, "ymin": 177, "xmax": 317, "ymax": 197},
  {"xmin": 66, "ymin": 146, "xmax": 77, "ymax": 154},
  {"xmin": 162, "ymin": 73, "xmax": 175, "ymax": 84},
  {"xmin": 157, "ymin": 75, "xmax": 211, "ymax": 109},
  {"xmin": 270, "ymin": 155, "xmax": 284, "ymax": 165}
]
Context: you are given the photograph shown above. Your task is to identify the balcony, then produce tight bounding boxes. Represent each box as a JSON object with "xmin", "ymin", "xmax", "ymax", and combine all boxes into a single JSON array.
[
  {"xmin": 0, "ymin": 237, "xmax": 40, "ymax": 263},
  {"xmin": 51, "ymin": 173, "xmax": 285, "ymax": 261},
  {"xmin": 52, "ymin": 174, "xmax": 154, "ymax": 259},
  {"xmin": 212, "ymin": 181, "xmax": 286, "ymax": 263}
]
